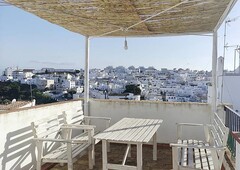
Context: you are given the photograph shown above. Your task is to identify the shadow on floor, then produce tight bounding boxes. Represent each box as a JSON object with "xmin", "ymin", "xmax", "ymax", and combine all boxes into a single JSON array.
[{"xmin": 51, "ymin": 143, "xmax": 172, "ymax": 170}]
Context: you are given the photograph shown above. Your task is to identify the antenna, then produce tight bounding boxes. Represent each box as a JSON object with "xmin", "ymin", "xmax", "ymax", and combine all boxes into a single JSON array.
[{"xmin": 221, "ymin": 16, "xmax": 240, "ymax": 103}]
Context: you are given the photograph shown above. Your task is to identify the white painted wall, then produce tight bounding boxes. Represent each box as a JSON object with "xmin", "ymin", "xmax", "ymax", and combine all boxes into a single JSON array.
[
  {"xmin": 0, "ymin": 100, "xmax": 83, "ymax": 170},
  {"xmin": 89, "ymin": 99, "xmax": 212, "ymax": 143},
  {"xmin": 237, "ymin": 142, "xmax": 240, "ymax": 170},
  {"xmin": 221, "ymin": 76, "xmax": 240, "ymax": 111}
]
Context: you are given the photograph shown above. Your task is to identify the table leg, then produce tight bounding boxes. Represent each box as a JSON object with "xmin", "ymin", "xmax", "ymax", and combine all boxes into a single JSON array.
[
  {"xmin": 107, "ymin": 141, "xmax": 110, "ymax": 152},
  {"xmin": 102, "ymin": 140, "xmax": 108, "ymax": 170},
  {"xmin": 137, "ymin": 143, "xmax": 142, "ymax": 170},
  {"xmin": 153, "ymin": 132, "xmax": 157, "ymax": 160}
]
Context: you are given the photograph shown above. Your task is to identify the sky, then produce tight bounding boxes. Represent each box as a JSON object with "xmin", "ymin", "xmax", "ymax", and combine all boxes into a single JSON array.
[{"xmin": 0, "ymin": 1, "xmax": 240, "ymax": 73}]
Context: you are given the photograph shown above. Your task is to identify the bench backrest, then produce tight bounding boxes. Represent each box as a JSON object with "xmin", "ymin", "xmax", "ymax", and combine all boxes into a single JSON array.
[
  {"xmin": 62, "ymin": 110, "xmax": 85, "ymax": 139},
  {"xmin": 31, "ymin": 114, "xmax": 63, "ymax": 139},
  {"xmin": 208, "ymin": 112, "xmax": 229, "ymax": 168},
  {"xmin": 209, "ymin": 112, "xmax": 229, "ymax": 147},
  {"xmin": 31, "ymin": 114, "xmax": 65, "ymax": 155},
  {"xmin": 62, "ymin": 109, "xmax": 84, "ymax": 125}
]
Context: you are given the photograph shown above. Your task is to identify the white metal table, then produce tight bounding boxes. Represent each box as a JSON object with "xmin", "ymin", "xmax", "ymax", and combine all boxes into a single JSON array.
[{"xmin": 94, "ymin": 117, "xmax": 163, "ymax": 170}]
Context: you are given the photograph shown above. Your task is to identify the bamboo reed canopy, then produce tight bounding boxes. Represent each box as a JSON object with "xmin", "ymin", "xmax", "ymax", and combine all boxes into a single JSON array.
[{"xmin": 5, "ymin": 0, "xmax": 236, "ymax": 37}]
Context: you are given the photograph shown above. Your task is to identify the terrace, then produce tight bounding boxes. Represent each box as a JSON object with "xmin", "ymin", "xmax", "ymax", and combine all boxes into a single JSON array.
[
  {"xmin": 1, "ymin": 0, "xmax": 240, "ymax": 169},
  {"xmin": 0, "ymin": 99, "xmax": 239, "ymax": 169}
]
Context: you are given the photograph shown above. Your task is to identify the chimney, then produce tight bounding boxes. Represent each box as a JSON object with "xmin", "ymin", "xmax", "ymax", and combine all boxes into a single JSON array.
[{"xmin": 217, "ymin": 56, "xmax": 224, "ymax": 77}]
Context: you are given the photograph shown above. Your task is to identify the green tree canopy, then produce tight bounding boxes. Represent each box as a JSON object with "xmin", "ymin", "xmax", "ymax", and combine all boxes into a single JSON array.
[
  {"xmin": 0, "ymin": 81, "xmax": 57, "ymax": 105},
  {"xmin": 124, "ymin": 84, "xmax": 141, "ymax": 95}
]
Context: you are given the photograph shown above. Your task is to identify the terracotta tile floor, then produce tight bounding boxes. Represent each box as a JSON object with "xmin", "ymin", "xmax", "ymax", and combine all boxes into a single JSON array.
[{"xmin": 50, "ymin": 143, "xmax": 172, "ymax": 170}]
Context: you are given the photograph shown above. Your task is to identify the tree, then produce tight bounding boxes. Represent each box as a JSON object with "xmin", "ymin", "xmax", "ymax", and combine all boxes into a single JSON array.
[
  {"xmin": 124, "ymin": 85, "xmax": 141, "ymax": 95},
  {"xmin": 3, "ymin": 99, "xmax": 11, "ymax": 104},
  {"xmin": 75, "ymin": 70, "xmax": 80, "ymax": 74},
  {"xmin": 45, "ymin": 69, "xmax": 50, "ymax": 74},
  {"xmin": 32, "ymin": 89, "xmax": 57, "ymax": 104},
  {"xmin": 0, "ymin": 81, "xmax": 57, "ymax": 105},
  {"xmin": 68, "ymin": 89, "xmax": 76, "ymax": 95},
  {"xmin": 8, "ymin": 82, "xmax": 20, "ymax": 99}
]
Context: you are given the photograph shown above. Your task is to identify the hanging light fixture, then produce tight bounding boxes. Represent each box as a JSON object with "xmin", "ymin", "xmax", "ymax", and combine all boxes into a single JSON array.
[{"xmin": 124, "ymin": 36, "xmax": 128, "ymax": 50}]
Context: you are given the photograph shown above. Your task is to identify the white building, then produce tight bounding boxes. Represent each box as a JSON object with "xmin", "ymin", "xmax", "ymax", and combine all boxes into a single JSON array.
[
  {"xmin": 208, "ymin": 56, "xmax": 240, "ymax": 112},
  {"xmin": 62, "ymin": 80, "xmax": 76, "ymax": 89},
  {"xmin": 12, "ymin": 70, "xmax": 24, "ymax": 80},
  {"xmin": 35, "ymin": 78, "xmax": 54, "ymax": 90},
  {"xmin": 0, "ymin": 75, "xmax": 13, "ymax": 82},
  {"xmin": 23, "ymin": 70, "xmax": 34, "ymax": 79},
  {"xmin": 4, "ymin": 67, "xmax": 17, "ymax": 76}
]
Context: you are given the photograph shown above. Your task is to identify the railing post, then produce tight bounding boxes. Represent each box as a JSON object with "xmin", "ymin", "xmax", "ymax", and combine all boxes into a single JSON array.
[{"xmin": 224, "ymin": 105, "xmax": 240, "ymax": 169}]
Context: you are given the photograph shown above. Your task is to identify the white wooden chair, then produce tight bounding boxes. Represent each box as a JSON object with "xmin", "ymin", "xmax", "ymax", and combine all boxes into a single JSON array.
[
  {"xmin": 62, "ymin": 110, "xmax": 111, "ymax": 164},
  {"xmin": 31, "ymin": 114, "xmax": 95, "ymax": 170},
  {"xmin": 170, "ymin": 112, "xmax": 229, "ymax": 170}
]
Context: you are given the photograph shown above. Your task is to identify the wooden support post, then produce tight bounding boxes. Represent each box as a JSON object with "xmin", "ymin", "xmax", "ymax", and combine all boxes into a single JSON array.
[
  {"xmin": 153, "ymin": 133, "xmax": 157, "ymax": 160},
  {"xmin": 106, "ymin": 120, "xmax": 111, "ymax": 152},
  {"xmin": 172, "ymin": 147, "xmax": 178, "ymax": 170},
  {"xmin": 128, "ymin": 144, "xmax": 131, "ymax": 157},
  {"xmin": 67, "ymin": 143, "xmax": 73, "ymax": 170},
  {"xmin": 122, "ymin": 144, "xmax": 131, "ymax": 165},
  {"xmin": 137, "ymin": 143, "xmax": 142, "ymax": 170},
  {"xmin": 102, "ymin": 140, "xmax": 108, "ymax": 170},
  {"xmin": 36, "ymin": 141, "xmax": 43, "ymax": 170},
  {"xmin": 88, "ymin": 129, "xmax": 94, "ymax": 169}
]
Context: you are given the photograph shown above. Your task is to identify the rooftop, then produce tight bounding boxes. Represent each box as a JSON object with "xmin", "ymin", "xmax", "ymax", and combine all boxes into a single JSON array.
[{"xmin": 0, "ymin": 101, "xmax": 31, "ymax": 111}]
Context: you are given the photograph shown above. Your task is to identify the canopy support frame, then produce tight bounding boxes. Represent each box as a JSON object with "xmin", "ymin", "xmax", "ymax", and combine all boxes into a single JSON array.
[
  {"xmin": 84, "ymin": 36, "xmax": 90, "ymax": 116},
  {"xmin": 211, "ymin": 31, "xmax": 218, "ymax": 114}
]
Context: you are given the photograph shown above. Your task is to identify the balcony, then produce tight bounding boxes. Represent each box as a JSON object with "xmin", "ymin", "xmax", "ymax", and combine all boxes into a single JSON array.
[
  {"xmin": 1, "ymin": 0, "xmax": 239, "ymax": 169},
  {"xmin": 1, "ymin": 99, "xmax": 238, "ymax": 170}
]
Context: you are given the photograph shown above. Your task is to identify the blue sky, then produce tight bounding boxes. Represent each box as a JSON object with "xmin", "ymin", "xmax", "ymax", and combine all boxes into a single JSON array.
[{"xmin": 0, "ymin": 1, "xmax": 240, "ymax": 73}]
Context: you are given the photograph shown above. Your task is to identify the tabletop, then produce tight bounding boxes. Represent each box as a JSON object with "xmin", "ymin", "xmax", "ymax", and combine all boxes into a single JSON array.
[{"xmin": 94, "ymin": 117, "xmax": 163, "ymax": 143}]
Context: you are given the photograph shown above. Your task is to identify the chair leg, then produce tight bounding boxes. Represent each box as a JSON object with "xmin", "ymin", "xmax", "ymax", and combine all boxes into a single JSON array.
[
  {"xmin": 107, "ymin": 141, "xmax": 110, "ymax": 152},
  {"xmin": 172, "ymin": 147, "xmax": 178, "ymax": 170},
  {"xmin": 36, "ymin": 160, "xmax": 42, "ymax": 170},
  {"xmin": 88, "ymin": 147, "xmax": 94, "ymax": 169},
  {"xmin": 92, "ymin": 143, "xmax": 95, "ymax": 166},
  {"xmin": 68, "ymin": 163, "xmax": 73, "ymax": 170},
  {"xmin": 36, "ymin": 142, "xmax": 43, "ymax": 170},
  {"xmin": 67, "ymin": 143, "xmax": 73, "ymax": 170}
]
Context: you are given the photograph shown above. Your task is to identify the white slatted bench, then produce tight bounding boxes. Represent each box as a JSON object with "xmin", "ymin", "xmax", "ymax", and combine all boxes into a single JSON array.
[
  {"xmin": 170, "ymin": 112, "xmax": 229, "ymax": 170},
  {"xmin": 31, "ymin": 113, "xmax": 95, "ymax": 170}
]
